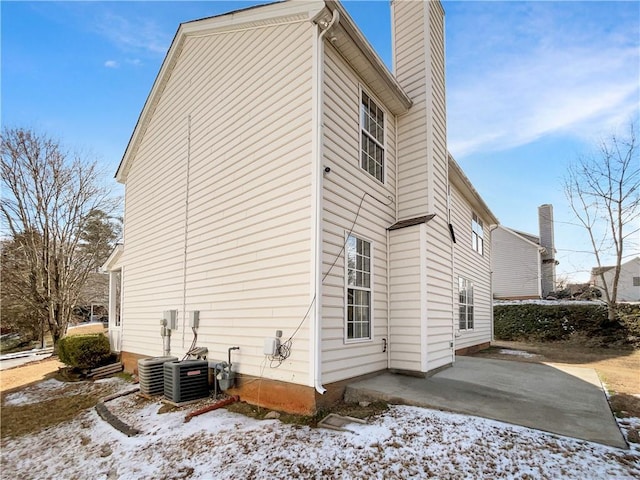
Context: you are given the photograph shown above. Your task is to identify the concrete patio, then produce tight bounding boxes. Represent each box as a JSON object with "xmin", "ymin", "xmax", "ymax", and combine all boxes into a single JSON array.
[{"xmin": 345, "ymin": 356, "xmax": 627, "ymax": 448}]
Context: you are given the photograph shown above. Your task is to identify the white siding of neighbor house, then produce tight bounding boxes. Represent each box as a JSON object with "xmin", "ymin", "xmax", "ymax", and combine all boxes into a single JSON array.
[
  {"xmin": 320, "ymin": 45, "xmax": 396, "ymax": 384},
  {"xmin": 392, "ymin": 0, "xmax": 453, "ymax": 372},
  {"xmin": 450, "ymin": 185, "xmax": 493, "ymax": 350},
  {"xmin": 388, "ymin": 225, "xmax": 425, "ymax": 372},
  {"xmin": 121, "ymin": 19, "xmax": 315, "ymax": 385},
  {"xmin": 492, "ymin": 227, "xmax": 542, "ymax": 299},
  {"xmin": 594, "ymin": 257, "xmax": 640, "ymax": 302}
]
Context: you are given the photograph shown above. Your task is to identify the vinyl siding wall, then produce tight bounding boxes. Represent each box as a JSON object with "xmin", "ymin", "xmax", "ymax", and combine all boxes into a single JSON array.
[
  {"xmin": 423, "ymin": 0, "xmax": 453, "ymax": 370},
  {"xmin": 121, "ymin": 20, "xmax": 315, "ymax": 385},
  {"xmin": 320, "ymin": 45, "xmax": 396, "ymax": 384},
  {"xmin": 393, "ymin": 0, "xmax": 429, "ymax": 220},
  {"xmin": 393, "ymin": 0, "xmax": 453, "ymax": 371},
  {"xmin": 388, "ymin": 225, "xmax": 424, "ymax": 372},
  {"xmin": 450, "ymin": 186, "xmax": 493, "ymax": 350},
  {"xmin": 595, "ymin": 257, "xmax": 640, "ymax": 302},
  {"xmin": 492, "ymin": 227, "xmax": 541, "ymax": 299}
]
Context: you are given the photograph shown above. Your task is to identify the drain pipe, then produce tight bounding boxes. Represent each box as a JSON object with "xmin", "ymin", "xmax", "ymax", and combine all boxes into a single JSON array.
[
  {"xmin": 184, "ymin": 395, "xmax": 239, "ymax": 422},
  {"xmin": 312, "ymin": 8, "xmax": 339, "ymax": 396},
  {"xmin": 161, "ymin": 326, "xmax": 171, "ymax": 356}
]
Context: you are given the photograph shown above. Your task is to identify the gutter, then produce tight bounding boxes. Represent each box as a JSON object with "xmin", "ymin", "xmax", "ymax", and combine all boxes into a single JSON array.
[{"xmin": 311, "ymin": 8, "xmax": 339, "ymax": 396}]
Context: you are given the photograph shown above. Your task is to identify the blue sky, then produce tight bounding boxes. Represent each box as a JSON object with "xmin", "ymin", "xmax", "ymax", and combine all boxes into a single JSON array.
[{"xmin": 2, "ymin": 0, "xmax": 639, "ymax": 282}]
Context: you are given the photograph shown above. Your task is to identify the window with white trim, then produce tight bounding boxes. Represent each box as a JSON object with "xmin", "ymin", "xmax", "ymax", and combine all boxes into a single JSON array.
[
  {"xmin": 472, "ymin": 213, "xmax": 484, "ymax": 255},
  {"xmin": 633, "ymin": 276, "xmax": 640, "ymax": 287},
  {"xmin": 360, "ymin": 91, "xmax": 385, "ymax": 182},
  {"xmin": 458, "ymin": 277, "xmax": 474, "ymax": 330},
  {"xmin": 346, "ymin": 234, "xmax": 371, "ymax": 340}
]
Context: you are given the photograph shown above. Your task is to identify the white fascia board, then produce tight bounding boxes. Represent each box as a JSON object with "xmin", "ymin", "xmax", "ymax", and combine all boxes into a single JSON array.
[
  {"xmin": 448, "ymin": 154, "xmax": 499, "ymax": 225},
  {"xmin": 324, "ymin": 1, "xmax": 412, "ymax": 115},
  {"xmin": 101, "ymin": 244, "xmax": 123, "ymax": 272}
]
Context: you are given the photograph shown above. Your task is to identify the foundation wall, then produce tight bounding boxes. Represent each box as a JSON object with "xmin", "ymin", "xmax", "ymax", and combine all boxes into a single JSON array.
[
  {"xmin": 455, "ymin": 341, "xmax": 490, "ymax": 356},
  {"xmin": 121, "ymin": 350, "xmax": 387, "ymax": 414}
]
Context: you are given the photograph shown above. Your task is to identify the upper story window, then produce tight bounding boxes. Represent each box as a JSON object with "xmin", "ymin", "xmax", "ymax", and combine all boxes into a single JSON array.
[
  {"xmin": 472, "ymin": 213, "xmax": 484, "ymax": 255},
  {"xmin": 360, "ymin": 91, "xmax": 385, "ymax": 183},
  {"xmin": 346, "ymin": 234, "xmax": 372, "ymax": 341},
  {"xmin": 633, "ymin": 276, "xmax": 640, "ymax": 287}
]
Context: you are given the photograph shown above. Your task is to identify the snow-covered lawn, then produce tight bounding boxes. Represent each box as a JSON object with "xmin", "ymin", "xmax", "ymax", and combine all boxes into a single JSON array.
[{"xmin": 2, "ymin": 378, "xmax": 639, "ymax": 479}]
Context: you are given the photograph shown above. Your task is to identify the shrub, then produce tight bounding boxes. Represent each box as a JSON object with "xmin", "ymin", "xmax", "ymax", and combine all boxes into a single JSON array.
[
  {"xmin": 494, "ymin": 303, "xmax": 639, "ymax": 347},
  {"xmin": 618, "ymin": 304, "xmax": 640, "ymax": 346},
  {"xmin": 57, "ymin": 334, "xmax": 113, "ymax": 369}
]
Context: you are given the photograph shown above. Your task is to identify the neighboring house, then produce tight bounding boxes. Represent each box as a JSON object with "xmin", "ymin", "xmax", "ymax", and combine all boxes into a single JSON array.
[
  {"xmin": 103, "ymin": 0, "xmax": 497, "ymax": 414},
  {"xmin": 492, "ymin": 204, "xmax": 557, "ymax": 299},
  {"xmin": 590, "ymin": 257, "xmax": 640, "ymax": 302}
]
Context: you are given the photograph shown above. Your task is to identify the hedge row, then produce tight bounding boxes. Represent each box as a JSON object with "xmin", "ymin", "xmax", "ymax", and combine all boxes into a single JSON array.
[
  {"xmin": 57, "ymin": 334, "xmax": 113, "ymax": 369},
  {"xmin": 494, "ymin": 303, "xmax": 640, "ymax": 347}
]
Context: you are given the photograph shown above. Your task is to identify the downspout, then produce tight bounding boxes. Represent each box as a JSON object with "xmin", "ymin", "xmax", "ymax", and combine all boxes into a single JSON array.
[
  {"xmin": 386, "ymin": 228, "xmax": 391, "ymax": 369},
  {"xmin": 489, "ymin": 224, "xmax": 499, "ymax": 344},
  {"xmin": 448, "ymin": 186, "xmax": 456, "ymax": 362},
  {"xmin": 312, "ymin": 8, "xmax": 339, "ymax": 395}
]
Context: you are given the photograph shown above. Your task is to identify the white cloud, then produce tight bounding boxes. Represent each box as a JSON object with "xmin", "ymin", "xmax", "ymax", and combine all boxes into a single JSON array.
[
  {"xmin": 104, "ymin": 60, "xmax": 119, "ymax": 68},
  {"xmin": 94, "ymin": 11, "xmax": 169, "ymax": 56},
  {"xmin": 446, "ymin": 3, "xmax": 640, "ymax": 158}
]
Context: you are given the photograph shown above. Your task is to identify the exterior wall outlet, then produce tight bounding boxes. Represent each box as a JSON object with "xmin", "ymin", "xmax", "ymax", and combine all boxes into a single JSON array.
[
  {"xmin": 163, "ymin": 310, "xmax": 178, "ymax": 330},
  {"xmin": 189, "ymin": 310, "xmax": 200, "ymax": 329},
  {"xmin": 264, "ymin": 337, "xmax": 280, "ymax": 356}
]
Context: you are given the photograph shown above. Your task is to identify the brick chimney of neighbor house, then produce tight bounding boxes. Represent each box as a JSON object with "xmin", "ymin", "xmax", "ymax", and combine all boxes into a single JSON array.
[{"xmin": 538, "ymin": 204, "xmax": 557, "ymax": 297}]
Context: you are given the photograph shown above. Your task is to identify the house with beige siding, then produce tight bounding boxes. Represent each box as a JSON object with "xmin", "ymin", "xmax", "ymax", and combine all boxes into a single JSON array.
[
  {"xmin": 492, "ymin": 204, "xmax": 557, "ymax": 299},
  {"xmin": 105, "ymin": 0, "xmax": 498, "ymax": 414}
]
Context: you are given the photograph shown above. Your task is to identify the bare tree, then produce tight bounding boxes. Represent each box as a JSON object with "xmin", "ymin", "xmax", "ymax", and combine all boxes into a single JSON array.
[
  {"xmin": 1, "ymin": 234, "xmax": 44, "ymax": 344},
  {"xmin": 0, "ymin": 127, "xmax": 120, "ymax": 346},
  {"xmin": 564, "ymin": 123, "xmax": 640, "ymax": 322}
]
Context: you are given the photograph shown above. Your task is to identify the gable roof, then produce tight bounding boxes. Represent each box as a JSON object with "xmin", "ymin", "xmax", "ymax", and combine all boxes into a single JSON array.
[
  {"xmin": 115, "ymin": 0, "xmax": 411, "ymax": 183},
  {"xmin": 509, "ymin": 228, "xmax": 540, "ymax": 246},
  {"xmin": 495, "ymin": 225, "xmax": 544, "ymax": 251},
  {"xmin": 591, "ymin": 256, "xmax": 640, "ymax": 277}
]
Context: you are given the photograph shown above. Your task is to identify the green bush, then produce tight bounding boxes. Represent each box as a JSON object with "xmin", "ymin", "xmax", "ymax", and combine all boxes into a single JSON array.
[
  {"xmin": 494, "ymin": 303, "xmax": 639, "ymax": 347},
  {"xmin": 617, "ymin": 304, "xmax": 640, "ymax": 341},
  {"xmin": 57, "ymin": 334, "xmax": 113, "ymax": 369}
]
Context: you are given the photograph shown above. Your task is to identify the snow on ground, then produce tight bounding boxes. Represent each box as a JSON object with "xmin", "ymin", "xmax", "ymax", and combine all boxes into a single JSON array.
[
  {"xmin": 494, "ymin": 299, "xmax": 605, "ymax": 306},
  {"xmin": 496, "ymin": 349, "xmax": 538, "ymax": 359},
  {"xmin": 2, "ymin": 380, "xmax": 639, "ymax": 479}
]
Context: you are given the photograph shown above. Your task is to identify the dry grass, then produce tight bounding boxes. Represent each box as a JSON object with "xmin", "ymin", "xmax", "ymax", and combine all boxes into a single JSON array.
[
  {"xmin": 0, "ymin": 371, "xmax": 125, "ymax": 440},
  {"xmin": 0, "ymin": 357, "xmax": 64, "ymax": 393},
  {"xmin": 1, "ymin": 393, "xmax": 99, "ymax": 438}
]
